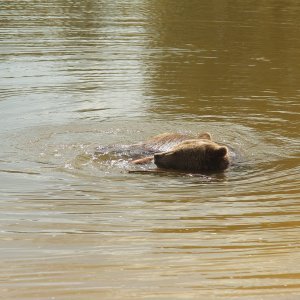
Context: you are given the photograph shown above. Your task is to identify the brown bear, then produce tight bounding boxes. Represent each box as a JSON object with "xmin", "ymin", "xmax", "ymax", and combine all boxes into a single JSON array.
[{"xmin": 131, "ymin": 132, "xmax": 229, "ymax": 172}]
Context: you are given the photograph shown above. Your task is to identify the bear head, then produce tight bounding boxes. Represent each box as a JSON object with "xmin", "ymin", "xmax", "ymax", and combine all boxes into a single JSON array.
[{"xmin": 153, "ymin": 139, "xmax": 229, "ymax": 172}]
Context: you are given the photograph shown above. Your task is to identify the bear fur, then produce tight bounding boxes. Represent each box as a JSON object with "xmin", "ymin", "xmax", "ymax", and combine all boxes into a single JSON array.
[{"xmin": 132, "ymin": 132, "xmax": 229, "ymax": 172}]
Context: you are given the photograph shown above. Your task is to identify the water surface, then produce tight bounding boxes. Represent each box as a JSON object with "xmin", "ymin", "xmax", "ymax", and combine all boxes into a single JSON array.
[{"xmin": 1, "ymin": 1, "xmax": 300, "ymax": 299}]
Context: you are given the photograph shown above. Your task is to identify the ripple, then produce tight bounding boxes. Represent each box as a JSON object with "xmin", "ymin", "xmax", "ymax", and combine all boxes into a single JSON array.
[{"xmin": 1, "ymin": 1, "xmax": 300, "ymax": 298}]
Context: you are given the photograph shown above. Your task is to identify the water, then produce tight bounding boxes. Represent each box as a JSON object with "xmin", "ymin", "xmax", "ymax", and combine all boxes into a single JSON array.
[{"xmin": 1, "ymin": 1, "xmax": 300, "ymax": 299}]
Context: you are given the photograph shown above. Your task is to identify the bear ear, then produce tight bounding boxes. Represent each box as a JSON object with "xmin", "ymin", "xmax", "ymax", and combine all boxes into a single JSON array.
[
  {"xmin": 197, "ymin": 132, "xmax": 212, "ymax": 140},
  {"xmin": 215, "ymin": 146, "xmax": 227, "ymax": 157}
]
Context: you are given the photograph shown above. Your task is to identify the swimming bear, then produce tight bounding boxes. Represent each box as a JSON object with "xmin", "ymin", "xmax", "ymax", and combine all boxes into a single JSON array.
[
  {"xmin": 131, "ymin": 132, "xmax": 229, "ymax": 172},
  {"xmin": 95, "ymin": 132, "xmax": 229, "ymax": 173}
]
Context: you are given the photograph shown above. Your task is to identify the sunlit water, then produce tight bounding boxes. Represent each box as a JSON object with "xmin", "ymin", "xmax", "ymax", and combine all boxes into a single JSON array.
[{"xmin": 1, "ymin": 1, "xmax": 300, "ymax": 299}]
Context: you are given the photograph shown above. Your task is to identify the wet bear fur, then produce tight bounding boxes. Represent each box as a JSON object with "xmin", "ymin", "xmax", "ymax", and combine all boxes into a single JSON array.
[{"xmin": 132, "ymin": 132, "xmax": 229, "ymax": 172}]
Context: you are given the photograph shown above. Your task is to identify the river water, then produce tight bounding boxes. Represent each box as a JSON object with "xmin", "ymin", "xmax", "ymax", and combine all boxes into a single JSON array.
[{"xmin": 1, "ymin": 1, "xmax": 300, "ymax": 299}]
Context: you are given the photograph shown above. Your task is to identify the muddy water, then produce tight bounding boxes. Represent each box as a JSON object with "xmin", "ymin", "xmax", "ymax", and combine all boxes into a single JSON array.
[{"xmin": 1, "ymin": 1, "xmax": 300, "ymax": 299}]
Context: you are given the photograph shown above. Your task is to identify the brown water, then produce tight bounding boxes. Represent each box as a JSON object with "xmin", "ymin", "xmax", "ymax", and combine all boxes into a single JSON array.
[{"xmin": 1, "ymin": 1, "xmax": 300, "ymax": 299}]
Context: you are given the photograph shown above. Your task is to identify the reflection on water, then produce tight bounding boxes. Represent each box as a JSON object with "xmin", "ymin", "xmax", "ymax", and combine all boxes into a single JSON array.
[{"xmin": 0, "ymin": 1, "xmax": 300, "ymax": 299}]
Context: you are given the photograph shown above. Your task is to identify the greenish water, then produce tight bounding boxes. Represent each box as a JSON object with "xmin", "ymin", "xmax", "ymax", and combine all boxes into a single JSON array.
[{"xmin": 0, "ymin": 1, "xmax": 299, "ymax": 299}]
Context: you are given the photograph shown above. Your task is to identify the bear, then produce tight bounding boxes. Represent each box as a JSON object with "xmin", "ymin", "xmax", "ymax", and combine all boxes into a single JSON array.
[
  {"xmin": 95, "ymin": 132, "xmax": 212, "ymax": 160},
  {"xmin": 153, "ymin": 139, "xmax": 229, "ymax": 172},
  {"xmin": 138, "ymin": 132, "xmax": 212, "ymax": 153},
  {"xmin": 131, "ymin": 132, "xmax": 229, "ymax": 172}
]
